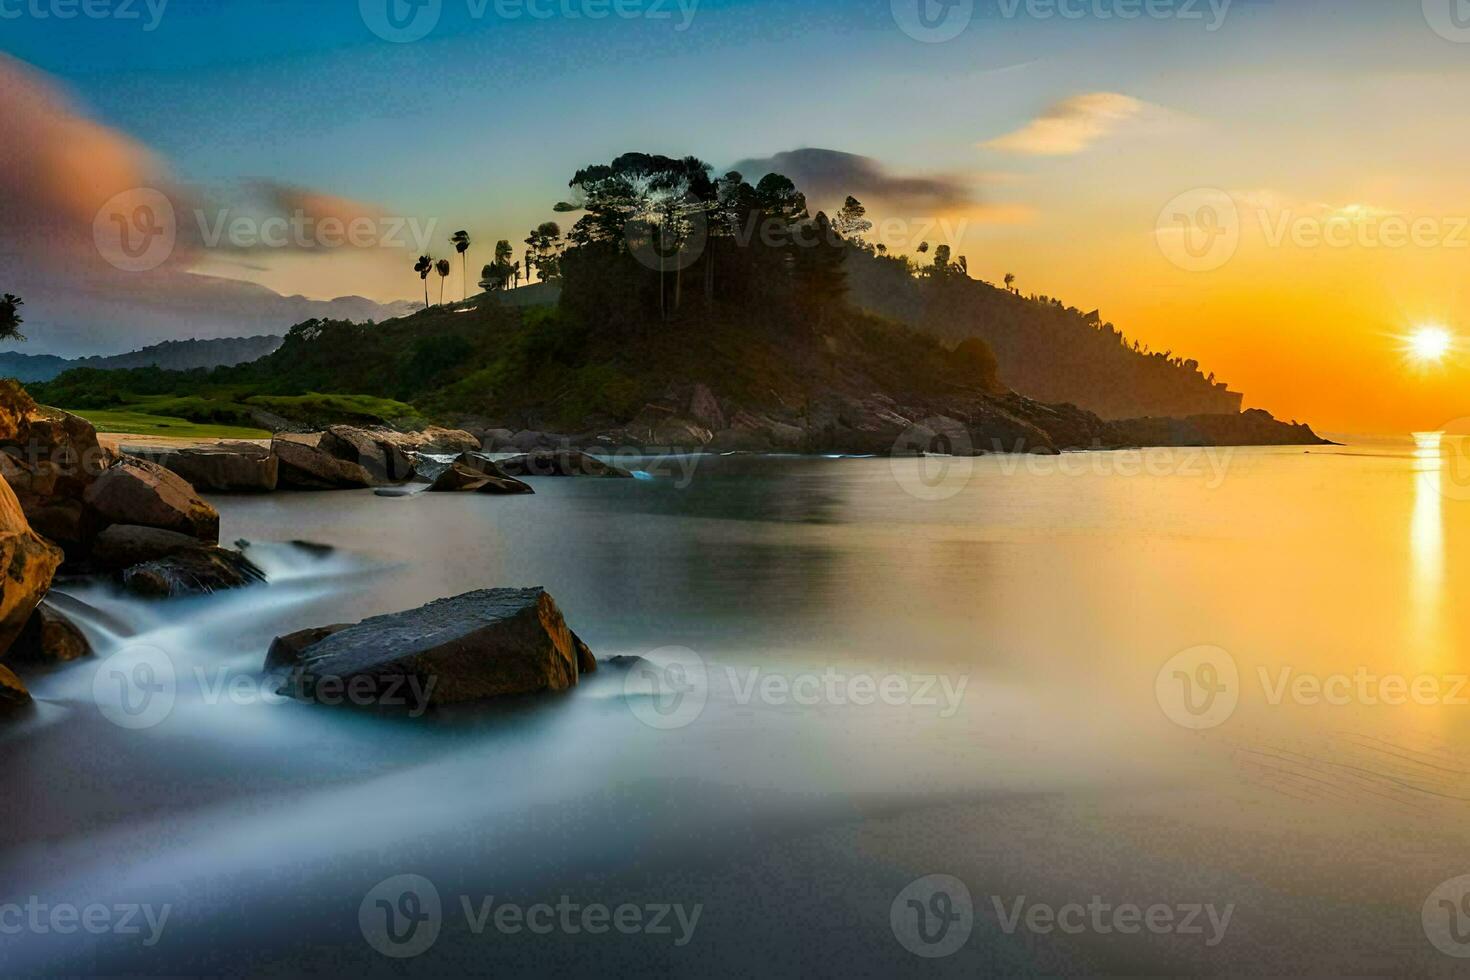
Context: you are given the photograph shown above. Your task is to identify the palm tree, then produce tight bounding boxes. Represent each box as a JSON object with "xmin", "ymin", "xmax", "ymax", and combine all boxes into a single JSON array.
[
  {"xmin": 494, "ymin": 240, "xmax": 514, "ymax": 288},
  {"xmin": 0, "ymin": 294, "xmax": 24, "ymax": 343},
  {"xmin": 450, "ymin": 231, "xmax": 471, "ymax": 301},
  {"xmin": 414, "ymin": 255, "xmax": 433, "ymax": 309},
  {"xmin": 435, "ymin": 258, "xmax": 451, "ymax": 306},
  {"xmin": 1004, "ymin": 272, "xmax": 1016, "ymax": 293}
]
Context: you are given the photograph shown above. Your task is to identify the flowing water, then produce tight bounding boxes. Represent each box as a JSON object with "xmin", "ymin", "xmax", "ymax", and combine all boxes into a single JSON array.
[{"xmin": 5, "ymin": 440, "xmax": 1470, "ymax": 976}]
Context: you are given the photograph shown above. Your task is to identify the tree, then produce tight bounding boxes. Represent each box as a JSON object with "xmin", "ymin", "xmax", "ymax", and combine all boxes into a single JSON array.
[
  {"xmin": 414, "ymin": 256, "xmax": 433, "ymax": 309},
  {"xmin": 0, "ymin": 294, "xmax": 24, "ymax": 343},
  {"xmin": 931, "ymin": 244, "xmax": 952, "ymax": 276},
  {"xmin": 917, "ymin": 241, "xmax": 930, "ymax": 257},
  {"xmin": 512, "ymin": 260, "xmax": 521, "ymax": 288},
  {"xmin": 435, "ymin": 258, "xmax": 451, "ymax": 305},
  {"xmin": 1004, "ymin": 272, "xmax": 1016, "ymax": 293},
  {"xmin": 523, "ymin": 223, "xmax": 562, "ymax": 283},
  {"xmin": 479, "ymin": 264, "xmax": 501, "ymax": 293},
  {"xmin": 834, "ymin": 195, "xmax": 872, "ymax": 246},
  {"xmin": 450, "ymin": 231, "xmax": 471, "ymax": 301}
]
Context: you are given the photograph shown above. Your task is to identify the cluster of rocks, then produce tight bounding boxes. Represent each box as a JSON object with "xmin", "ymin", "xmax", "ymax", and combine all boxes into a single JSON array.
[{"xmin": 462, "ymin": 381, "xmax": 1330, "ymax": 459}]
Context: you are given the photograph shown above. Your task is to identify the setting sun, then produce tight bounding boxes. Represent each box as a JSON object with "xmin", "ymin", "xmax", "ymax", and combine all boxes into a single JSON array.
[{"xmin": 1406, "ymin": 326, "xmax": 1454, "ymax": 364}]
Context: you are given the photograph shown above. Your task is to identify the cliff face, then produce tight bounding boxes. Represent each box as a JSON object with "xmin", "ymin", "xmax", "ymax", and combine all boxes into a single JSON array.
[{"xmin": 845, "ymin": 252, "xmax": 1241, "ymax": 420}]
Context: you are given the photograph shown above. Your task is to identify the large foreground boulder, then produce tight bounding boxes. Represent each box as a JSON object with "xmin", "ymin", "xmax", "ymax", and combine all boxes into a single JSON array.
[
  {"xmin": 125, "ymin": 442, "xmax": 278, "ymax": 493},
  {"xmin": 272, "ymin": 435, "xmax": 375, "ymax": 490},
  {"xmin": 275, "ymin": 587, "xmax": 596, "ymax": 708},
  {"xmin": 497, "ymin": 450, "xmax": 633, "ymax": 479},
  {"xmin": 0, "ymin": 475, "xmax": 62, "ymax": 658},
  {"xmin": 0, "ymin": 383, "xmax": 109, "ymax": 550},
  {"xmin": 91, "ymin": 524, "xmax": 211, "ymax": 570},
  {"xmin": 83, "ymin": 456, "xmax": 220, "ymax": 541}
]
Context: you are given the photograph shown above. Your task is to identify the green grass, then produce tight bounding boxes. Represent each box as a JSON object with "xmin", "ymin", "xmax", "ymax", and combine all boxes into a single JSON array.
[{"xmin": 70, "ymin": 408, "xmax": 271, "ymax": 440}]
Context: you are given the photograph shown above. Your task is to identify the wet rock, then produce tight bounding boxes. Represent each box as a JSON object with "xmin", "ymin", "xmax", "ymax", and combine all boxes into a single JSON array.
[
  {"xmin": 120, "ymin": 547, "xmax": 266, "ymax": 598},
  {"xmin": 479, "ymin": 428, "xmax": 516, "ymax": 451},
  {"xmin": 427, "ymin": 462, "xmax": 491, "ymax": 493},
  {"xmin": 124, "ymin": 442, "xmax": 278, "ymax": 493},
  {"xmin": 11, "ymin": 603, "xmax": 90, "ymax": 663},
  {"xmin": 92, "ymin": 524, "xmax": 216, "ymax": 570},
  {"xmin": 687, "ymin": 384, "xmax": 726, "ymax": 432},
  {"xmin": 0, "ymin": 475, "xmax": 62, "ymax": 657},
  {"xmin": 0, "ymin": 664, "xmax": 30, "ymax": 707},
  {"xmin": 374, "ymin": 487, "xmax": 421, "ymax": 498},
  {"xmin": 265, "ymin": 624, "xmax": 351, "ymax": 671},
  {"xmin": 83, "ymin": 456, "xmax": 220, "ymax": 541},
  {"xmin": 272, "ymin": 435, "xmax": 375, "ymax": 490},
  {"xmin": 278, "ymin": 587, "xmax": 595, "ymax": 707},
  {"xmin": 497, "ymin": 450, "xmax": 633, "ymax": 479}
]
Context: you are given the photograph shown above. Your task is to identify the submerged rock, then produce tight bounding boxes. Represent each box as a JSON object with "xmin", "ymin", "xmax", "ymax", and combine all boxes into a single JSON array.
[
  {"xmin": 265, "ymin": 624, "xmax": 351, "ymax": 671},
  {"xmin": 120, "ymin": 547, "xmax": 266, "ymax": 598},
  {"xmin": 427, "ymin": 456, "xmax": 535, "ymax": 495},
  {"xmin": 124, "ymin": 442, "xmax": 278, "ymax": 493},
  {"xmin": 497, "ymin": 450, "xmax": 633, "ymax": 479},
  {"xmin": 11, "ymin": 603, "xmax": 90, "ymax": 663},
  {"xmin": 277, "ymin": 587, "xmax": 595, "ymax": 708},
  {"xmin": 83, "ymin": 456, "xmax": 220, "ymax": 542},
  {"xmin": 0, "ymin": 475, "xmax": 62, "ymax": 658}
]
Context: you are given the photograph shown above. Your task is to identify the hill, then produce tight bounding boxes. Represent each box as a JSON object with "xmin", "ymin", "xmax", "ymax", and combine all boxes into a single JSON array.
[
  {"xmin": 845, "ymin": 250, "xmax": 1241, "ymax": 420},
  {"xmin": 0, "ymin": 335, "xmax": 285, "ymax": 383}
]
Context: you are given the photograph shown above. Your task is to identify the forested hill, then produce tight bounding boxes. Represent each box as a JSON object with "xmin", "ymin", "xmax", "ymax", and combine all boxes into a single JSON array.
[
  {"xmin": 0, "ymin": 335, "xmax": 284, "ymax": 383},
  {"xmin": 845, "ymin": 250, "xmax": 1242, "ymax": 420}
]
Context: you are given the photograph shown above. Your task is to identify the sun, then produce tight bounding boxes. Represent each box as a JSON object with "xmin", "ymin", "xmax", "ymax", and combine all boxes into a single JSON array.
[{"xmin": 1405, "ymin": 326, "xmax": 1454, "ymax": 364}]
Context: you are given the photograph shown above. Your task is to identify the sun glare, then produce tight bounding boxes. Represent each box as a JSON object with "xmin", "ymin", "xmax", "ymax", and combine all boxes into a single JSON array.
[{"xmin": 1406, "ymin": 326, "xmax": 1454, "ymax": 364}]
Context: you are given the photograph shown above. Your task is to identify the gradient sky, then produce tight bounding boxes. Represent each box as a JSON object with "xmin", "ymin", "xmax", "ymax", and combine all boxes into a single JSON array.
[{"xmin": 4, "ymin": 0, "xmax": 1470, "ymax": 432}]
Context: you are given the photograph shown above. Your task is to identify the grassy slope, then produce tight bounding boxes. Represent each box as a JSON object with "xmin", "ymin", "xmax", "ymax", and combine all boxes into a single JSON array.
[{"xmin": 71, "ymin": 408, "xmax": 271, "ymax": 440}]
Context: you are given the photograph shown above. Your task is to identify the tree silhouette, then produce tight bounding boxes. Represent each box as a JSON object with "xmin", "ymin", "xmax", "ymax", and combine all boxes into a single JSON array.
[
  {"xmin": 834, "ymin": 195, "xmax": 872, "ymax": 246},
  {"xmin": 435, "ymin": 258, "xmax": 451, "ymax": 306},
  {"xmin": 414, "ymin": 255, "xmax": 433, "ymax": 309},
  {"xmin": 0, "ymin": 294, "xmax": 25, "ymax": 343},
  {"xmin": 450, "ymin": 231, "xmax": 471, "ymax": 301},
  {"xmin": 1004, "ymin": 272, "xmax": 1016, "ymax": 293}
]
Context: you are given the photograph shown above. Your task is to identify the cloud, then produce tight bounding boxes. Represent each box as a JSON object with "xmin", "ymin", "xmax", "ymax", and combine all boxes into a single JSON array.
[
  {"xmin": 0, "ymin": 55, "xmax": 418, "ymax": 354},
  {"xmin": 728, "ymin": 148, "xmax": 981, "ymax": 215},
  {"xmin": 982, "ymin": 93, "xmax": 1145, "ymax": 156}
]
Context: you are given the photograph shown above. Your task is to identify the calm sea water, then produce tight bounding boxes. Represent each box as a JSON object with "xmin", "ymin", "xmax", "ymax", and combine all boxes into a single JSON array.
[{"xmin": 5, "ymin": 438, "xmax": 1470, "ymax": 976}]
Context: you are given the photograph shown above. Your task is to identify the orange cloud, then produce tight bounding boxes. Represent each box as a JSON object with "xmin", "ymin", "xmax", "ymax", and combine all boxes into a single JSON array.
[{"xmin": 983, "ymin": 93, "xmax": 1145, "ymax": 156}]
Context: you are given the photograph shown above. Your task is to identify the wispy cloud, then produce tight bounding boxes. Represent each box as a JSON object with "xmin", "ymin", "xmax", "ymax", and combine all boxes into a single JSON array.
[{"xmin": 982, "ymin": 92, "xmax": 1146, "ymax": 156}]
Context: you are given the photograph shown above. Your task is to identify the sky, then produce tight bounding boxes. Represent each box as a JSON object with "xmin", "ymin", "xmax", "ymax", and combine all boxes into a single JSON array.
[{"xmin": 3, "ymin": 0, "xmax": 1470, "ymax": 432}]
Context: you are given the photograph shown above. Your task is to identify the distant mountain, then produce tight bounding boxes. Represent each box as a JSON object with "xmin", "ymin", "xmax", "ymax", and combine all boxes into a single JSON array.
[
  {"xmin": 0, "ymin": 335, "xmax": 287, "ymax": 383},
  {"xmin": 846, "ymin": 251, "xmax": 1243, "ymax": 420}
]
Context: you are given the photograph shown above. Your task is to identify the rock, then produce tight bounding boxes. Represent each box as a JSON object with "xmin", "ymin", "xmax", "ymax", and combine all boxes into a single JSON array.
[
  {"xmin": 265, "ymin": 624, "xmax": 351, "ymax": 671},
  {"xmin": 604, "ymin": 654, "xmax": 652, "ymax": 670},
  {"xmin": 319, "ymin": 427, "xmax": 415, "ymax": 484},
  {"xmin": 83, "ymin": 456, "xmax": 220, "ymax": 541},
  {"xmin": 277, "ymin": 587, "xmax": 595, "ymax": 708},
  {"xmin": 0, "ymin": 664, "xmax": 30, "ymax": 707},
  {"xmin": 510, "ymin": 429, "xmax": 555, "ymax": 452},
  {"xmin": 11, "ymin": 603, "xmax": 89, "ymax": 663},
  {"xmin": 124, "ymin": 442, "xmax": 278, "ymax": 493},
  {"xmin": 479, "ymin": 428, "xmax": 516, "ymax": 451},
  {"xmin": 374, "ymin": 487, "xmax": 420, "ymax": 498},
  {"xmin": 416, "ymin": 427, "xmax": 481, "ymax": 454},
  {"xmin": 91, "ymin": 524, "xmax": 208, "ymax": 570},
  {"xmin": 650, "ymin": 417, "xmax": 714, "ymax": 449},
  {"xmin": 120, "ymin": 547, "xmax": 266, "ymax": 598},
  {"xmin": 0, "ymin": 385, "xmax": 110, "ymax": 550},
  {"xmin": 0, "ymin": 475, "xmax": 62, "ymax": 658},
  {"xmin": 273, "ymin": 435, "xmax": 375, "ymax": 490},
  {"xmin": 427, "ymin": 462, "xmax": 489, "ymax": 492},
  {"xmin": 687, "ymin": 384, "xmax": 726, "ymax": 432},
  {"xmin": 497, "ymin": 450, "xmax": 633, "ymax": 479},
  {"xmin": 427, "ymin": 459, "xmax": 535, "ymax": 495}
]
